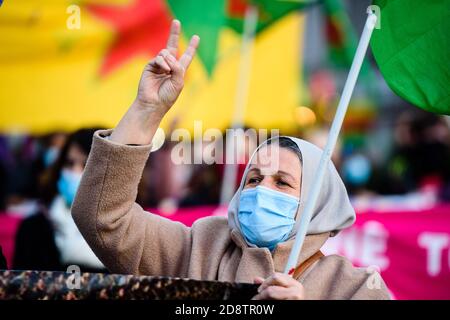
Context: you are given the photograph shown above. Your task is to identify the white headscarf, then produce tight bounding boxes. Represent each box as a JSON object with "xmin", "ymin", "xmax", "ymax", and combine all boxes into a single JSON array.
[{"xmin": 228, "ymin": 136, "xmax": 356, "ymax": 247}]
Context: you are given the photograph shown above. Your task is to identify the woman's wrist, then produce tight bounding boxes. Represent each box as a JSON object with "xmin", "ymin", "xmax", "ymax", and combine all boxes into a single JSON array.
[
  {"xmin": 109, "ymin": 100, "xmax": 165, "ymax": 146},
  {"xmin": 132, "ymin": 98, "xmax": 167, "ymax": 119}
]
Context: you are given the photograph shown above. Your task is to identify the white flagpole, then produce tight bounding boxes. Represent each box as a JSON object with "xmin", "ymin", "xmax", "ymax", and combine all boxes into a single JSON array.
[
  {"xmin": 220, "ymin": 5, "xmax": 258, "ymax": 205},
  {"xmin": 284, "ymin": 11, "xmax": 378, "ymax": 274}
]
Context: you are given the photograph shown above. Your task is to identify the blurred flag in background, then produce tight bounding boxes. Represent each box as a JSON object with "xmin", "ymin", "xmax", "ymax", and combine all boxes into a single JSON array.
[
  {"xmin": 370, "ymin": 0, "xmax": 450, "ymax": 115},
  {"xmin": 0, "ymin": 0, "xmax": 306, "ymax": 134}
]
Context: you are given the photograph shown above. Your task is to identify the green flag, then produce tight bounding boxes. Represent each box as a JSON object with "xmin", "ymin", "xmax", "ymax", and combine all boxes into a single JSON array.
[
  {"xmin": 371, "ymin": 0, "xmax": 450, "ymax": 115},
  {"xmin": 166, "ymin": 0, "xmax": 226, "ymax": 76},
  {"xmin": 167, "ymin": 0, "xmax": 315, "ymax": 75},
  {"xmin": 227, "ymin": 0, "xmax": 313, "ymax": 34}
]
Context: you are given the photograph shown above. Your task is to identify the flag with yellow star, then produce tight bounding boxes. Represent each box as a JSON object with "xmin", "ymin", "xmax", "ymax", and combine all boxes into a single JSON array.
[{"xmin": 0, "ymin": 0, "xmax": 306, "ymax": 134}]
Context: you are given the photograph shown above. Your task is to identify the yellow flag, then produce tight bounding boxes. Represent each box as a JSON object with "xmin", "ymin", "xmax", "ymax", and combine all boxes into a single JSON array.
[{"xmin": 0, "ymin": 0, "xmax": 304, "ymax": 134}]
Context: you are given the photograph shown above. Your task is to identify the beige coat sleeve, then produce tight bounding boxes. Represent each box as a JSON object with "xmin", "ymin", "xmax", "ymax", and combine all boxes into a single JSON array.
[{"xmin": 71, "ymin": 130, "xmax": 192, "ymax": 276}]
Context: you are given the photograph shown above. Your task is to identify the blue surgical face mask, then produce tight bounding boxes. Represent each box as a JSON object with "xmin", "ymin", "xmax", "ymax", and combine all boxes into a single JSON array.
[
  {"xmin": 43, "ymin": 147, "xmax": 59, "ymax": 168},
  {"xmin": 343, "ymin": 154, "xmax": 371, "ymax": 186},
  {"xmin": 238, "ymin": 186, "xmax": 299, "ymax": 251},
  {"xmin": 57, "ymin": 169, "xmax": 82, "ymax": 207}
]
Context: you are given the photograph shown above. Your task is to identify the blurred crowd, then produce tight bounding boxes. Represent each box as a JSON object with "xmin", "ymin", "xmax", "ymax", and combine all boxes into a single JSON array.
[{"xmin": 0, "ymin": 108, "xmax": 449, "ymax": 272}]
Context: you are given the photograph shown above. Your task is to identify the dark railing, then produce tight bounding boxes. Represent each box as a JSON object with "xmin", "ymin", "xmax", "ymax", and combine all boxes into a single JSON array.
[{"xmin": 0, "ymin": 270, "xmax": 258, "ymax": 300}]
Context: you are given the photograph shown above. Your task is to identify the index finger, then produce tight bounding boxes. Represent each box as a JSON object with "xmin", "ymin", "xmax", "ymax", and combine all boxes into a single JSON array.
[
  {"xmin": 166, "ymin": 19, "xmax": 181, "ymax": 56},
  {"xmin": 179, "ymin": 35, "xmax": 200, "ymax": 70}
]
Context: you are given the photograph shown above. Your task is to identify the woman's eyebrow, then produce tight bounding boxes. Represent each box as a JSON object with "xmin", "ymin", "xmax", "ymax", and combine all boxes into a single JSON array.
[
  {"xmin": 276, "ymin": 170, "xmax": 297, "ymax": 182},
  {"xmin": 247, "ymin": 167, "xmax": 260, "ymax": 174},
  {"xmin": 248, "ymin": 167, "xmax": 296, "ymax": 181},
  {"xmin": 244, "ymin": 167, "xmax": 260, "ymax": 183}
]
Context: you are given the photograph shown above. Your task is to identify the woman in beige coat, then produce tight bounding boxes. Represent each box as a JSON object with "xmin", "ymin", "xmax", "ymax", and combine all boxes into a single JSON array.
[{"xmin": 72, "ymin": 20, "xmax": 390, "ymax": 300}]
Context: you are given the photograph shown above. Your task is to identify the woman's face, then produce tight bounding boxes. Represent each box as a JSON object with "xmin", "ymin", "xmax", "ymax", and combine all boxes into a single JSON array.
[
  {"xmin": 243, "ymin": 144, "xmax": 302, "ymax": 198},
  {"xmin": 64, "ymin": 144, "xmax": 87, "ymax": 174}
]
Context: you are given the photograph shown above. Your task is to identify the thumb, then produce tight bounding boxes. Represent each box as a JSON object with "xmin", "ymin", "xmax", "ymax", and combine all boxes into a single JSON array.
[{"xmin": 161, "ymin": 50, "xmax": 184, "ymax": 88}]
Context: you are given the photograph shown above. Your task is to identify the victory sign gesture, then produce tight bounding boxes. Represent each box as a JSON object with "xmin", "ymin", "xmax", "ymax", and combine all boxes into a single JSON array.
[{"xmin": 110, "ymin": 20, "xmax": 200, "ymax": 145}]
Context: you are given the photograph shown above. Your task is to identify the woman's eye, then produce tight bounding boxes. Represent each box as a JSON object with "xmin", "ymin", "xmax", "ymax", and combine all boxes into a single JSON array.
[
  {"xmin": 277, "ymin": 180, "xmax": 289, "ymax": 187},
  {"xmin": 248, "ymin": 177, "xmax": 261, "ymax": 184}
]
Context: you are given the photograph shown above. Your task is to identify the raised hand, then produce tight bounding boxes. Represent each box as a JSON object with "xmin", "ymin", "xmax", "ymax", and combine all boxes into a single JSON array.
[
  {"xmin": 137, "ymin": 20, "xmax": 200, "ymax": 117},
  {"xmin": 110, "ymin": 20, "xmax": 200, "ymax": 145}
]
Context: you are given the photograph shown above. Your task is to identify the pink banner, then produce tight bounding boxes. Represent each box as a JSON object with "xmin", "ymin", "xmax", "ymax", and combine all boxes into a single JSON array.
[
  {"xmin": 1, "ymin": 203, "xmax": 450, "ymax": 299},
  {"xmin": 322, "ymin": 205, "xmax": 450, "ymax": 300},
  {"xmin": 152, "ymin": 204, "xmax": 450, "ymax": 300},
  {"xmin": 0, "ymin": 214, "xmax": 23, "ymax": 269}
]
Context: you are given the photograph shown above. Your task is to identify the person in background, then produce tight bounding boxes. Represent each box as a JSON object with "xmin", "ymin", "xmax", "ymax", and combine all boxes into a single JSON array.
[
  {"xmin": 40, "ymin": 132, "xmax": 68, "ymax": 169},
  {"xmin": 179, "ymin": 163, "xmax": 221, "ymax": 207},
  {"xmin": 0, "ymin": 134, "xmax": 40, "ymax": 216},
  {"xmin": 13, "ymin": 128, "xmax": 106, "ymax": 272},
  {"xmin": 0, "ymin": 131, "xmax": 67, "ymax": 216},
  {"xmin": 0, "ymin": 246, "xmax": 6, "ymax": 269},
  {"xmin": 370, "ymin": 110, "xmax": 450, "ymax": 199}
]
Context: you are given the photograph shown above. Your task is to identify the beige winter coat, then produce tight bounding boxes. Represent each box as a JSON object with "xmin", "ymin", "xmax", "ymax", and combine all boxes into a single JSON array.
[{"xmin": 72, "ymin": 130, "xmax": 390, "ymax": 299}]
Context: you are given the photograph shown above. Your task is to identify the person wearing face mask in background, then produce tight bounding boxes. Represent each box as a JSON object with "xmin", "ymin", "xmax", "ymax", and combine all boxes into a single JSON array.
[
  {"xmin": 41, "ymin": 132, "xmax": 67, "ymax": 169},
  {"xmin": 72, "ymin": 21, "xmax": 390, "ymax": 299},
  {"xmin": 13, "ymin": 128, "xmax": 106, "ymax": 272}
]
